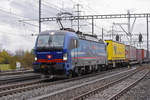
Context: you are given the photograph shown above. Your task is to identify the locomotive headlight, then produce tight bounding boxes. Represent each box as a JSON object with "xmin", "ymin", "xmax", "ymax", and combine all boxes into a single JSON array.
[
  {"xmin": 63, "ymin": 53, "xmax": 68, "ymax": 61},
  {"xmin": 35, "ymin": 57, "xmax": 37, "ymax": 61}
]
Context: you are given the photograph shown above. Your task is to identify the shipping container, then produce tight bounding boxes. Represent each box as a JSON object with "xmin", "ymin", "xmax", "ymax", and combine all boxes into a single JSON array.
[
  {"xmin": 105, "ymin": 40, "xmax": 125, "ymax": 61},
  {"xmin": 136, "ymin": 49, "xmax": 142, "ymax": 63},
  {"xmin": 143, "ymin": 49, "xmax": 149, "ymax": 62},
  {"xmin": 141, "ymin": 49, "xmax": 144, "ymax": 60},
  {"xmin": 141, "ymin": 49, "xmax": 147, "ymax": 60},
  {"xmin": 144, "ymin": 50, "xmax": 147, "ymax": 59},
  {"xmin": 125, "ymin": 45, "xmax": 136, "ymax": 61}
]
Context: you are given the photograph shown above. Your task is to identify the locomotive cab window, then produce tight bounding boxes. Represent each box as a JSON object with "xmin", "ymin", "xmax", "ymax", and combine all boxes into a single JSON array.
[
  {"xmin": 68, "ymin": 38, "xmax": 79, "ymax": 50},
  {"xmin": 74, "ymin": 39, "xmax": 79, "ymax": 48}
]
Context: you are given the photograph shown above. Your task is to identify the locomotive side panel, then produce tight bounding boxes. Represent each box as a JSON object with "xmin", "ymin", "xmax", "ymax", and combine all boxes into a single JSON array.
[{"xmin": 71, "ymin": 39, "xmax": 107, "ymax": 67}]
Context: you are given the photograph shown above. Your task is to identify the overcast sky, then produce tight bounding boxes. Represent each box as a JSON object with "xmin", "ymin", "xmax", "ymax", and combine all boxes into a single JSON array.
[{"xmin": 0, "ymin": 0, "xmax": 150, "ymax": 52}]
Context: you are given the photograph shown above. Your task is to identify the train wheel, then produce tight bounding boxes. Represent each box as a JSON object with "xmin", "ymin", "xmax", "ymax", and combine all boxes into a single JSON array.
[
  {"xmin": 94, "ymin": 65, "xmax": 98, "ymax": 73},
  {"xmin": 33, "ymin": 69, "xmax": 38, "ymax": 73},
  {"xmin": 102, "ymin": 65, "xmax": 107, "ymax": 71},
  {"xmin": 74, "ymin": 67, "xmax": 82, "ymax": 76},
  {"xmin": 98, "ymin": 66, "xmax": 101, "ymax": 72},
  {"xmin": 67, "ymin": 70, "xmax": 73, "ymax": 79},
  {"xmin": 33, "ymin": 68, "xmax": 41, "ymax": 73}
]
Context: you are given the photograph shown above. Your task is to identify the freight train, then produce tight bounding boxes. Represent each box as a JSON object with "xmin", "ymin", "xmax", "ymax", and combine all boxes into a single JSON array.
[{"xmin": 33, "ymin": 29, "xmax": 150, "ymax": 78}]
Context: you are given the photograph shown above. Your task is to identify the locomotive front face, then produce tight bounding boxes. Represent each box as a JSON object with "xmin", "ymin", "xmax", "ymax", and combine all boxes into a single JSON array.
[{"xmin": 33, "ymin": 31, "xmax": 68, "ymax": 76}]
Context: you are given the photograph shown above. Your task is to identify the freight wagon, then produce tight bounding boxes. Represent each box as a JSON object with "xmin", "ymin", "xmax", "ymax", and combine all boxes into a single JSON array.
[{"xmin": 105, "ymin": 40, "xmax": 127, "ymax": 67}]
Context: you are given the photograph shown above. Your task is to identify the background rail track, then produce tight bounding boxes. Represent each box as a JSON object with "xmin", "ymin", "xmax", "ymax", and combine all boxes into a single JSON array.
[
  {"xmin": 0, "ymin": 70, "xmax": 33, "ymax": 76},
  {"xmin": 0, "ymin": 73, "xmax": 41, "ymax": 85}
]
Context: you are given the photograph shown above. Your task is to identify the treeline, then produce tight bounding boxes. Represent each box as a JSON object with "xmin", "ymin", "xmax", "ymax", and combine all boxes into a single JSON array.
[{"xmin": 0, "ymin": 49, "xmax": 35, "ymax": 69}]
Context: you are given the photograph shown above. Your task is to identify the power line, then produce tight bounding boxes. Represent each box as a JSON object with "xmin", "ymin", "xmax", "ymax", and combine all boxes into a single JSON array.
[
  {"xmin": 18, "ymin": 21, "xmax": 38, "ymax": 27},
  {"xmin": 0, "ymin": 7, "xmax": 39, "ymax": 29},
  {"xmin": 0, "ymin": 8, "xmax": 36, "ymax": 20},
  {"xmin": 39, "ymin": 0, "xmax": 41, "ymax": 33},
  {"xmin": 0, "ymin": 30, "xmax": 28, "ymax": 37},
  {"xmin": 42, "ymin": 0, "xmax": 69, "ymax": 12}
]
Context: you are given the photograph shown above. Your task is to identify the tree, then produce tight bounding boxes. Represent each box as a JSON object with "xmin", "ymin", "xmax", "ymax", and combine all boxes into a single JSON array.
[
  {"xmin": 0, "ymin": 50, "xmax": 11, "ymax": 64},
  {"xmin": 0, "ymin": 49, "xmax": 35, "ymax": 70},
  {"xmin": 22, "ymin": 50, "xmax": 34, "ymax": 68}
]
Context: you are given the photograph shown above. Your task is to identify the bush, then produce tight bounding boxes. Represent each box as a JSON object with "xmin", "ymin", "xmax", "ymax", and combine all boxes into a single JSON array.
[{"xmin": 0, "ymin": 49, "xmax": 35, "ymax": 70}]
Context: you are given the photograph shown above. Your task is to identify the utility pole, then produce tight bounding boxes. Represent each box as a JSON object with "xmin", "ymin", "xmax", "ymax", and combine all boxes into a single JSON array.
[
  {"xmin": 128, "ymin": 10, "xmax": 131, "ymax": 43},
  {"xmin": 146, "ymin": 14, "xmax": 149, "ymax": 58},
  {"xmin": 102, "ymin": 27, "xmax": 104, "ymax": 40},
  {"xmin": 112, "ymin": 24, "xmax": 114, "ymax": 40},
  {"xmin": 92, "ymin": 16, "xmax": 94, "ymax": 35},
  {"xmin": 77, "ymin": 4, "xmax": 79, "ymax": 31},
  {"xmin": 39, "ymin": 0, "xmax": 41, "ymax": 33},
  {"xmin": 75, "ymin": 4, "xmax": 82, "ymax": 32},
  {"xmin": 71, "ymin": 19, "xmax": 73, "ymax": 28},
  {"xmin": 128, "ymin": 10, "xmax": 131, "ymax": 67}
]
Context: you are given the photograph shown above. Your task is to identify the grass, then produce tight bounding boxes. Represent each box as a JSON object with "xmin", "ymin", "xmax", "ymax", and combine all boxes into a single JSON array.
[{"xmin": 0, "ymin": 64, "xmax": 16, "ymax": 71}]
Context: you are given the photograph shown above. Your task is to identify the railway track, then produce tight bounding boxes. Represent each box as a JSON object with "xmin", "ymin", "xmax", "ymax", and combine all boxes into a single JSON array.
[
  {"xmin": 0, "ymin": 73, "xmax": 41, "ymax": 85},
  {"xmin": 0, "ymin": 70, "xmax": 113, "ymax": 97},
  {"xmin": 0, "ymin": 70, "xmax": 33, "ymax": 76},
  {"xmin": 75, "ymin": 67, "xmax": 149, "ymax": 100},
  {"xmin": 0, "ymin": 78, "xmax": 48, "ymax": 97},
  {"xmin": 28, "ymin": 66, "xmax": 147, "ymax": 100},
  {"xmin": 0, "ymin": 66, "xmax": 132, "ymax": 98}
]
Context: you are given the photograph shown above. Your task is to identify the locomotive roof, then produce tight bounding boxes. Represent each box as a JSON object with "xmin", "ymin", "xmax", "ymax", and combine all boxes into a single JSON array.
[
  {"xmin": 39, "ymin": 30, "xmax": 105, "ymax": 43},
  {"xmin": 39, "ymin": 30, "xmax": 73, "ymax": 35}
]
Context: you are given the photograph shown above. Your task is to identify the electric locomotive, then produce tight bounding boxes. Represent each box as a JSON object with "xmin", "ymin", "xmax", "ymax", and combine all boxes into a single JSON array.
[{"xmin": 33, "ymin": 29, "xmax": 107, "ymax": 78}]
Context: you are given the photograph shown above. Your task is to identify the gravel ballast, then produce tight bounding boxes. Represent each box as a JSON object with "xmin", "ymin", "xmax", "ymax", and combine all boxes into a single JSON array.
[
  {"xmin": 119, "ymin": 69, "xmax": 150, "ymax": 100},
  {"xmin": 86, "ymin": 69, "xmax": 149, "ymax": 100},
  {"xmin": 0, "ymin": 67, "xmax": 134, "ymax": 100}
]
